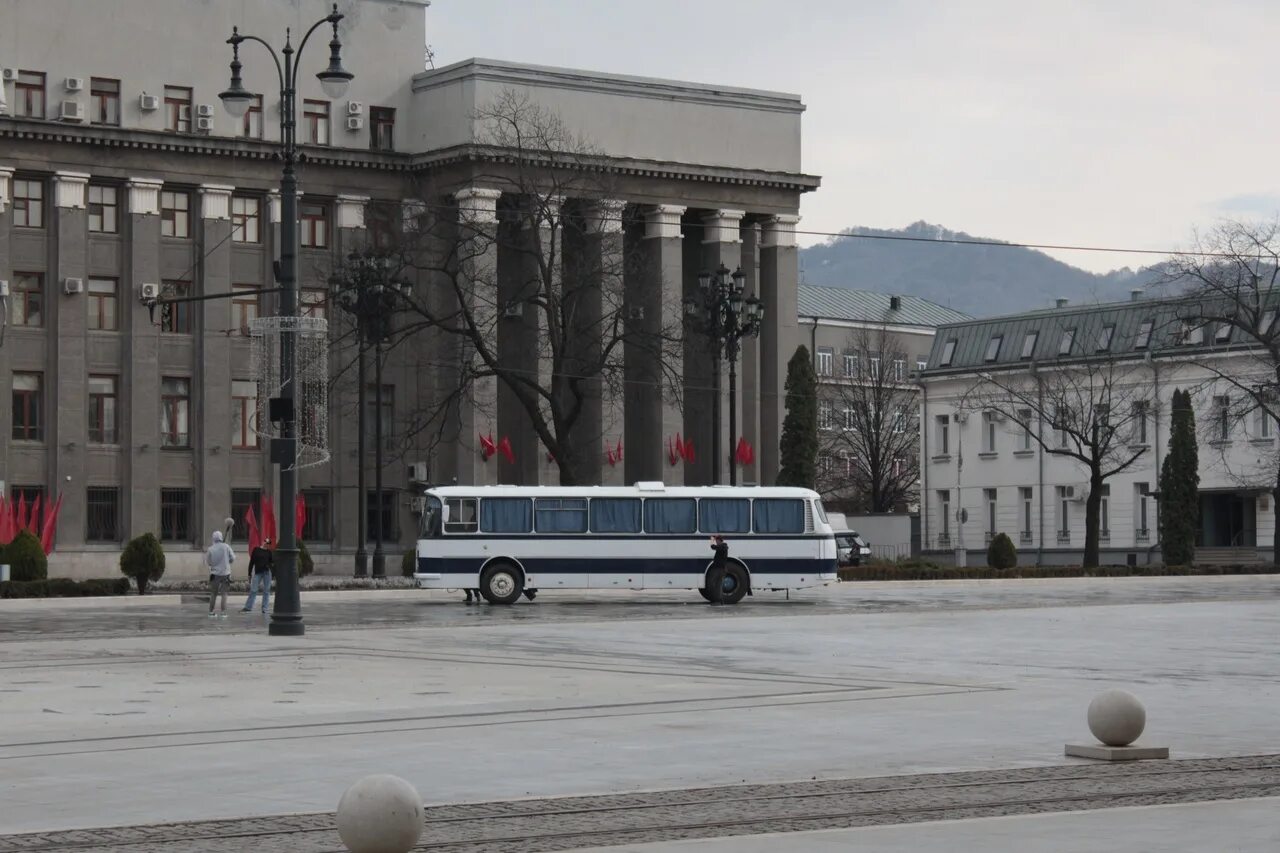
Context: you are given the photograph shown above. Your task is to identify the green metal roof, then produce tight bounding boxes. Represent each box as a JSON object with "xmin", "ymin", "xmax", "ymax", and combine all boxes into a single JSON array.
[{"xmin": 797, "ymin": 285, "xmax": 972, "ymax": 328}]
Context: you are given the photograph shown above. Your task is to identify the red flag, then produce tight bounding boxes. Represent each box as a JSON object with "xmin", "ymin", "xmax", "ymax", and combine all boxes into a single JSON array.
[
  {"xmin": 27, "ymin": 495, "xmax": 41, "ymax": 534},
  {"xmin": 479, "ymin": 432, "xmax": 497, "ymax": 459},
  {"xmin": 667, "ymin": 436, "xmax": 679, "ymax": 467},
  {"xmin": 295, "ymin": 493, "xmax": 307, "ymax": 536},
  {"xmin": 0, "ymin": 498, "xmax": 10, "ymax": 545},
  {"xmin": 606, "ymin": 447, "xmax": 616, "ymax": 466},
  {"xmin": 245, "ymin": 504, "xmax": 261, "ymax": 553},
  {"xmin": 40, "ymin": 492, "xmax": 64, "ymax": 555},
  {"xmin": 682, "ymin": 437, "xmax": 696, "ymax": 464},
  {"xmin": 260, "ymin": 495, "xmax": 278, "ymax": 548},
  {"xmin": 16, "ymin": 493, "xmax": 28, "ymax": 532},
  {"xmin": 497, "ymin": 436, "xmax": 515, "ymax": 465},
  {"xmin": 675, "ymin": 433, "xmax": 685, "ymax": 460}
]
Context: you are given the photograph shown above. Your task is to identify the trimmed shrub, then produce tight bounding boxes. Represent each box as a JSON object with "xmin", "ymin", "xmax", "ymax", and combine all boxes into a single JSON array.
[
  {"xmin": 986, "ymin": 533, "xmax": 1017, "ymax": 569},
  {"xmin": 0, "ymin": 577, "xmax": 131, "ymax": 598},
  {"xmin": 297, "ymin": 541, "xmax": 314, "ymax": 577},
  {"xmin": 6, "ymin": 531, "xmax": 48, "ymax": 582},
  {"xmin": 119, "ymin": 533, "xmax": 166, "ymax": 594},
  {"xmin": 401, "ymin": 549, "xmax": 417, "ymax": 578}
]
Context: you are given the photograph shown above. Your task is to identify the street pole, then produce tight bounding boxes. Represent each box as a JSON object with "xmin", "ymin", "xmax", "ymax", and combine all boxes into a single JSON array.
[
  {"xmin": 712, "ymin": 353, "xmax": 722, "ymax": 485},
  {"xmin": 354, "ymin": 337, "xmax": 368, "ymax": 576},
  {"xmin": 372, "ymin": 338, "xmax": 386, "ymax": 577},
  {"xmin": 728, "ymin": 347, "xmax": 738, "ymax": 487}
]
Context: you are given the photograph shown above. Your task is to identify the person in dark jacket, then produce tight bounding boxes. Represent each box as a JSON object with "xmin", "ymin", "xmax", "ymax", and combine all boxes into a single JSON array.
[
  {"xmin": 706, "ymin": 535, "xmax": 729, "ymax": 605},
  {"xmin": 241, "ymin": 538, "xmax": 275, "ymax": 614}
]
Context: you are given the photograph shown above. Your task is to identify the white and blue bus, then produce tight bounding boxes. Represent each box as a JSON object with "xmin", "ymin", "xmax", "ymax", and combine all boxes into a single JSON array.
[{"xmin": 413, "ymin": 482, "xmax": 838, "ymax": 604}]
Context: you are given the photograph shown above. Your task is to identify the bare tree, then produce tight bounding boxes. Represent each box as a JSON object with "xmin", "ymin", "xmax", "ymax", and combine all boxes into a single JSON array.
[
  {"xmin": 963, "ymin": 357, "xmax": 1152, "ymax": 568},
  {"xmin": 1161, "ymin": 218, "xmax": 1280, "ymax": 561},
  {"xmin": 817, "ymin": 326, "xmax": 919, "ymax": 512},
  {"xmin": 343, "ymin": 90, "xmax": 683, "ymax": 485}
]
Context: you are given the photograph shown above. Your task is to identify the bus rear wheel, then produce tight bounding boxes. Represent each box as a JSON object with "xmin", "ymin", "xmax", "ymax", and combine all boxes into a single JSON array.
[
  {"xmin": 720, "ymin": 564, "xmax": 749, "ymax": 605},
  {"xmin": 480, "ymin": 563, "xmax": 523, "ymax": 605}
]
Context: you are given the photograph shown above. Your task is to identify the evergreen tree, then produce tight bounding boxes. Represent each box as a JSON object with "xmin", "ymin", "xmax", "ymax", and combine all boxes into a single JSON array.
[
  {"xmin": 1160, "ymin": 389, "xmax": 1199, "ymax": 565},
  {"xmin": 777, "ymin": 345, "xmax": 819, "ymax": 488}
]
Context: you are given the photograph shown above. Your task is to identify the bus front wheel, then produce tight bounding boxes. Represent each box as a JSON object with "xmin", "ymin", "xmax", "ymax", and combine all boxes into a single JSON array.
[{"xmin": 480, "ymin": 563, "xmax": 524, "ymax": 605}]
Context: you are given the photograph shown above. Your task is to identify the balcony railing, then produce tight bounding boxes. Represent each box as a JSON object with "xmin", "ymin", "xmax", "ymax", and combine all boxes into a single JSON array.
[
  {"xmin": 1056, "ymin": 530, "xmax": 1071, "ymax": 544},
  {"xmin": 1019, "ymin": 531, "xmax": 1033, "ymax": 545},
  {"xmin": 161, "ymin": 432, "xmax": 190, "ymax": 449},
  {"xmin": 935, "ymin": 534, "xmax": 951, "ymax": 548},
  {"xmin": 1135, "ymin": 528, "xmax": 1150, "ymax": 543}
]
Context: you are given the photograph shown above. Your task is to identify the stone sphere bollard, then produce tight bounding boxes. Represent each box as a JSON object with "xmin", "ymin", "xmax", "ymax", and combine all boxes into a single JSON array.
[
  {"xmin": 336, "ymin": 775, "xmax": 424, "ymax": 853},
  {"xmin": 1087, "ymin": 689, "xmax": 1146, "ymax": 747}
]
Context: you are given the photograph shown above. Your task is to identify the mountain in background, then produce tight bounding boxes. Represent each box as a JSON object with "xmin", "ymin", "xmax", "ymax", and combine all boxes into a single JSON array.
[{"xmin": 798, "ymin": 221, "xmax": 1164, "ymax": 318}]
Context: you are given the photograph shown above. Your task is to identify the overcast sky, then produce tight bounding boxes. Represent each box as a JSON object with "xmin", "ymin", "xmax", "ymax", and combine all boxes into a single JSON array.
[{"xmin": 426, "ymin": 1, "xmax": 1280, "ymax": 273}]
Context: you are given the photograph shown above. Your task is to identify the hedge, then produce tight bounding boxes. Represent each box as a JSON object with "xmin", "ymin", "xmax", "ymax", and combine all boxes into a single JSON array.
[
  {"xmin": 0, "ymin": 578, "xmax": 133, "ymax": 598},
  {"xmin": 838, "ymin": 561, "xmax": 1280, "ymax": 582}
]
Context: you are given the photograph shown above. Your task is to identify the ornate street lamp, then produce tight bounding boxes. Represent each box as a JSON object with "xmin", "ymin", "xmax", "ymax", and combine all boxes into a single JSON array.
[
  {"xmin": 218, "ymin": 4, "xmax": 353, "ymax": 636},
  {"xmin": 684, "ymin": 264, "xmax": 765, "ymax": 486},
  {"xmin": 331, "ymin": 250, "xmax": 412, "ymax": 578}
]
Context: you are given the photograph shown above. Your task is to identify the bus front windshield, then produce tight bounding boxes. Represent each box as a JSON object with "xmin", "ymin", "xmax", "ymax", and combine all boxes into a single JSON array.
[{"xmin": 420, "ymin": 495, "xmax": 443, "ymax": 538}]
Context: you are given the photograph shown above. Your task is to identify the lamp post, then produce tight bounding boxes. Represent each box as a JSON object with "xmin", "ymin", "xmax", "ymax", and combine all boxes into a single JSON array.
[
  {"xmin": 218, "ymin": 4, "xmax": 353, "ymax": 636},
  {"xmin": 684, "ymin": 264, "xmax": 765, "ymax": 486},
  {"xmin": 331, "ymin": 250, "xmax": 411, "ymax": 578}
]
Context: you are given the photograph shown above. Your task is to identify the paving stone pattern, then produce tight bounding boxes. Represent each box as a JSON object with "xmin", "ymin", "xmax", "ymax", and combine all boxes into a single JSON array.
[{"xmin": 2, "ymin": 755, "xmax": 1276, "ymax": 853}]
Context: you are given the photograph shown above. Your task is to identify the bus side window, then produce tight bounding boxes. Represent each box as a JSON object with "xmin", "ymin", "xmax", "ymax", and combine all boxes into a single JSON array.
[{"xmin": 444, "ymin": 498, "xmax": 478, "ymax": 533}]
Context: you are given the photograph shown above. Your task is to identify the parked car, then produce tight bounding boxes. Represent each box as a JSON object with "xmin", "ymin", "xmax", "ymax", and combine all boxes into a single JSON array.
[{"xmin": 835, "ymin": 531, "xmax": 872, "ymax": 567}]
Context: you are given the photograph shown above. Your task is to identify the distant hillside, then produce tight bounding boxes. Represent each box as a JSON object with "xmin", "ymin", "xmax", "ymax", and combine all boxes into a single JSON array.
[{"xmin": 798, "ymin": 221, "xmax": 1161, "ymax": 318}]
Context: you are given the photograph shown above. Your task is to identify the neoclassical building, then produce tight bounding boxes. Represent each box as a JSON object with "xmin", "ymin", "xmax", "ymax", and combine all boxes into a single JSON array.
[{"xmin": 0, "ymin": 0, "xmax": 818, "ymax": 576}]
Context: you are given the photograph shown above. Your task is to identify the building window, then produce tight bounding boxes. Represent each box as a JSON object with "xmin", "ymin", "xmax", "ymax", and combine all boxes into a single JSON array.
[
  {"xmin": 87, "ymin": 278, "xmax": 119, "ymax": 331},
  {"xmin": 14, "ymin": 70, "xmax": 46, "ymax": 118},
  {"xmin": 13, "ymin": 179, "xmax": 44, "ymax": 228},
  {"xmin": 88, "ymin": 185, "xmax": 119, "ymax": 233},
  {"xmin": 1021, "ymin": 331, "xmax": 1039, "ymax": 359},
  {"xmin": 818, "ymin": 400, "xmax": 835, "ymax": 430},
  {"xmin": 90, "ymin": 77, "xmax": 120, "ymax": 126},
  {"xmin": 984, "ymin": 335, "xmax": 1003, "ymax": 362},
  {"xmin": 242, "ymin": 94, "xmax": 264, "ymax": 138},
  {"xmin": 13, "ymin": 273, "xmax": 44, "ymax": 326},
  {"xmin": 300, "ymin": 203, "xmax": 329, "ymax": 248},
  {"xmin": 231, "ymin": 196, "xmax": 261, "ymax": 243},
  {"xmin": 232, "ymin": 380, "xmax": 259, "ymax": 449},
  {"xmin": 368, "ymin": 203, "xmax": 398, "ymax": 250},
  {"xmin": 1057, "ymin": 486, "xmax": 1071, "ymax": 541},
  {"xmin": 1215, "ymin": 322, "xmax": 1232, "ymax": 343},
  {"xmin": 232, "ymin": 285, "xmax": 261, "ymax": 334},
  {"xmin": 164, "ymin": 85, "xmax": 192, "ymax": 132},
  {"xmin": 1135, "ymin": 483, "xmax": 1150, "ymax": 542},
  {"xmin": 1097, "ymin": 324, "xmax": 1115, "ymax": 351},
  {"xmin": 869, "ymin": 355, "xmax": 881, "ymax": 380},
  {"xmin": 1182, "ymin": 321, "xmax": 1205, "ymax": 345},
  {"xmin": 1256, "ymin": 406, "xmax": 1274, "ymax": 439},
  {"xmin": 370, "ymin": 106, "xmax": 395, "ymax": 151},
  {"xmin": 1215, "ymin": 395, "xmax": 1231, "ymax": 441},
  {"xmin": 1099, "ymin": 484, "xmax": 1111, "ymax": 540},
  {"xmin": 815, "ymin": 346, "xmax": 833, "ymax": 377},
  {"xmin": 938, "ymin": 490, "xmax": 951, "ymax": 544},
  {"xmin": 940, "ymin": 339, "xmax": 956, "ymax": 366},
  {"xmin": 892, "ymin": 358, "xmax": 905, "ymax": 381},
  {"xmin": 160, "ymin": 488, "xmax": 193, "ymax": 542},
  {"xmin": 12, "ymin": 372, "xmax": 43, "ymax": 441},
  {"xmin": 303, "ymin": 99, "xmax": 330, "ymax": 145},
  {"xmin": 917, "ymin": 358, "xmax": 928, "ymax": 372},
  {"xmin": 1133, "ymin": 401, "xmax": 1149, "ymax": 444},
  {"xmin": 161, "ymin": 190, "xmax": 190, "ymax": 238},
  {"xmin": 86, "ymin": 487, "xmax": 121, "ymax": 542},
  {"xmin": 88, "ymin": 375, "xmax": 118, "ymax": 444},
  {"xmin": 1059, "ymin": 328, "xmax": 1076, "ymax": 355},
  {"xmin": 936, "ymin": 414, "xmax": 950, "ymax": 455},
  {"xmin": 161, "ymin": 377, "xmax": 191, "ymax": 448},
  {"xmin": 230, "ymin": 489, "xmax": 262, "ymax": 542},
  {"xmin": 301, "ymin": 489, "xmax": 332, "ymax": 542},
  {"xmin": 985, "ymin": 488, "xmax": 997, "ymax": 539},
  {"xmin": 842, "ymin": 350, "xmax": 858, "ymax": 378},
  {"xmin": 982, "ymin": 410, "xmax": 998, "ymax": 453},
  {"xmin": 161, "ymin": 281, "xmax": 192, "ymax": 333},
  {"xmin": 893, "ymin": 407, "xmax": 907, "ymax": 434},
  {"xmin": 11, "ymin": 486, "xmax": 46, "ymax": 531},
  {"xmin": 366, "ymin": 490, "xmax": 399, "ymax": 541},
  {"xmin": 1134, "ymin": 320, "xmax": 1153, "ymax": 350},
  {"xmin": 1018, "ymin": 408, "xmax": 1034, "ymax": 450},
  {"xmin": 1020, "ymin": 487, "xmax": 1033, "ymax": 543},
  {"xmin": 363, "ymin": 384, "xmax": 395, "ymax": 450},
  {"xmin": 301, "ymin": 289, "xmax": 328, "ymax": 321}
]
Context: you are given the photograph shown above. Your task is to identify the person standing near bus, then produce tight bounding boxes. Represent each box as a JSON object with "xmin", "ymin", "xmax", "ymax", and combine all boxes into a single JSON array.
[{"xmin": 707, "ymin": 535, "xmax": 729, "ymax": 605}]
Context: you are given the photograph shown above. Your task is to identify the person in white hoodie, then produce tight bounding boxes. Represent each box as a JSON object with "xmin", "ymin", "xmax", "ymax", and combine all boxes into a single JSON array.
[{"xmin": 205, "ymin": 530, "xmax": 236, "ymax": 618}]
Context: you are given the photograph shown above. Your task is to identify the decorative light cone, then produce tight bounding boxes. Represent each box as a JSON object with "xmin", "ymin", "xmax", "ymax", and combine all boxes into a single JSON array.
[
  {"xmin": 1087, "ymin": 688, "xmax": 1146, "ymax": 747},
  {"xmin": 336, "ymin": 774, "xmax": 424, "ymax": 853}
]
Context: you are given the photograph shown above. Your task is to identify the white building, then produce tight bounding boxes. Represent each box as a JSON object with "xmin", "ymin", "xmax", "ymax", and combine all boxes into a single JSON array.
[{"xmin": 919, "ymin": 293, "xmax": 1277, "ymax": 566}]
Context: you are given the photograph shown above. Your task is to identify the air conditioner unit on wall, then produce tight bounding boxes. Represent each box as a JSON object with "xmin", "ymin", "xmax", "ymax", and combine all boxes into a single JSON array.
[
  {"xmin": 139, "ymin": 93, "xmax": 159, "ymax": 111},
  {"xmin": 59, "ymin": 100, "xmax": 84, "ymax": 122},
  {"xmin": 347, "ymin": 101, "xmax": 363, "ymax": 115},
  {"xmin": 63, "ymin": 277, "xmax": 84, "ymax": 295},
  {"xmin": 0, "ymin": 280, "xmax": 10, "ymax": 297},
  {"xmin": 64, "ymin": 77, "xmax": 84, "ymax": 92},
  {"xmin": 138, "ymin": 282, "xmax": 160, "ymax": 301},
  {"xmin": 346, "ymin": 115, "xmax": 363, "ymax": 131},
  {"xmin": 196, "ymin": 116, "xmax": 213, "ymax": 132},
  {"xmin": 2, "ymin": 68, "xmax": 17, "ymax": 82},
  {"xmin": 197, "ymin": 103, "xmax": 214, "ymax": 118},
  {"xmin": 408, "ymin": 461, "xmax": 429, "ymax": 482}
]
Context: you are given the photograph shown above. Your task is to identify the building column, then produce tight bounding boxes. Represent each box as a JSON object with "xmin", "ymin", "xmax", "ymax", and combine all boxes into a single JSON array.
[
  {"xmin": 690, "ymin": 208, "xmax": 744, "ymax": 485},
  {"xmin": 452, "ymin": 186, "xmax": 501, "ymax": 486},
  {"xmin": 330, "ymin": 194, "xmax": 368, "ymax": 555},
  {"xmin": 625, "ymin": 204, "xmax": 685, "ymax": 484},
  {"xmin": 124, "ymin": 177, "xmax": 163, "ymax": 541},
  {"xmin": 52, "ymin": 171, "xmax": 90, "ymax": 548},
  {"xmin": 582, "ymin": 199, "xmax": 626, "ymax": 486},
  {"xmin": 739, "ymin": 220, "xmax": 762, "ymax": 485},
  {"xmin": 758, "ymin": 213, "xmax": 800, "ymax": 485},
  {"xmin": 197, "ymin": 183, "xmax": 234, "ymax": 542},
  {"xmin": 0, "ymin": 166, "xmax": 14, "ymax": 485}
]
